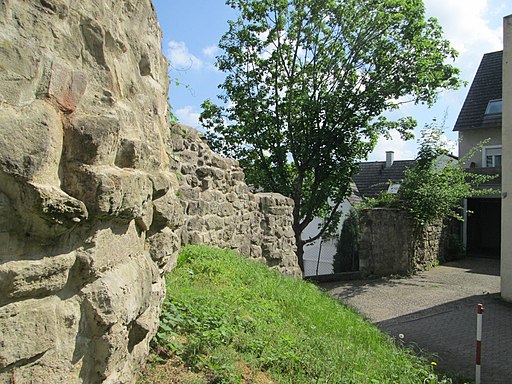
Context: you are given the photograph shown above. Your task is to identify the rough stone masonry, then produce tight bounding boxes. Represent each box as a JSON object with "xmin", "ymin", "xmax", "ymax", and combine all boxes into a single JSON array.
[
  {"xmin": 171, "ymin": 124, "xmax": 300, "ymax": 277},
  {"xmin": 0, "ymin": 1, "xmax": 300, "ymax": 383}
]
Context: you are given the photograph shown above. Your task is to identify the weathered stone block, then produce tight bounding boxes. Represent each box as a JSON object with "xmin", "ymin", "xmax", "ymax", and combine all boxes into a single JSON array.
[
  {"xmin": 82, "ymin": 257, "xmax": 153, "ymax": 328},
  {"xmin": 152, "ymin": 190, "xmax": 184, "ymax": 231},
  {"xmin": 0, "ymin": 101, "xmax": 63, "ymax": 183},
  {"xmin": 46, "ymin": 60, "xmax": 88, "ymax": 113},
  {"xmin": 32, "ymin": 183, "xmax": 89, "ymax": 227},
  {"xmin": 217, "ymin": 202, "xmax": 235, "ymax": 217},
  {"xmin": 0, "ymin": 252, "xmax": 75, "ymax": 305},
  {"xmin": 186, "ymin": 200, "xmax": 210, "ymax": 216},
  {"xmin": 63, "ymin": 165, "xmax": 153, "ymax": 221},
  {"xmin": 149, "ymin": 172, "xmax": 172, "ymax": 199},
  {"xmin": 188, "ymin": 231, "xmax": 204, "ymax": 244},
  {"xmin": 204, "ymin": 215, "xmax": 224, "ymax": 231},
  {"xmin": 148, "ymin": 227, "xmax": 180, "ymax": 271},
  {"xmin": 202, "ymin": 177, "xmax": 214, "ymax": 190},
  {"xmin": 0, "ymin": 42, "xmax": 40, "ymax": 105},
  {"xmin": 230, "ymin": 171, "xmax": 245, "ymax": 181},
  {"xmin": 80, "ymin": 17, "xmax": 107, "ymax": 68},
  {"xmin": 211, "ymin": 155, "xmax": 227, "ymax": 169},
  {"xmin": 65, "ymin": 114, "xmax": 121, "ymax": 165},
  {"xmin": 179, "ymin": 150, "xmax": 199, "ymax": 165},
  {"xmin": 178, "ymin": 186, "xmax": 200, "ymax": 201},
  {"xmin": 187, "ymin": 216, "xmax": 204, "ymax": 231},
  {"xmin": 76, "ymin": 220, "xmax": 144, "ymax": 277},
  {"xmin": 0, "ymin": 296, "xmax": 80, "ymax": 371},
  {"xmin": 196, "ymin": 166, "xmax": 213, "ymax": 179}
]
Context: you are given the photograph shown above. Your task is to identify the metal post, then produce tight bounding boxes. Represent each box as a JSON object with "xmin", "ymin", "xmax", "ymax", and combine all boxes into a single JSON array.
[
  {"xmin": 476, "ymin": 303, "xmax": 484, "ymax": 384},
  {"xmin": 462, "ymin": 198, "xmax": 468, "ymax": 251},
  {"xmin": 315, "ymin": 240, "xmax": 323, "ymax": 276}
]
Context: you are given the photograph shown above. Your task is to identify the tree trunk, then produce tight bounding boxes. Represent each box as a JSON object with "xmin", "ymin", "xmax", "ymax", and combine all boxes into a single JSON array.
[
  {"xmin": 290, "ymin": 176, "xmax": 305, "ymax": 274},
  {"xmin": 295, "ymin": 232, "xmax": 305, "ymax": 274}
]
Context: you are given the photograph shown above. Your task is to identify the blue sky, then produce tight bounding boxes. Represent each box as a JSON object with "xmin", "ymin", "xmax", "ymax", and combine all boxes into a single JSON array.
[{"xmin": 153, "ymin": 0, "xmax": 510, "ymax": 161}]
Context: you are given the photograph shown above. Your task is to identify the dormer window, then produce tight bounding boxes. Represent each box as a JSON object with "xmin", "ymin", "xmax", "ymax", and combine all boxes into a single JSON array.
[{"xmin": 485, "ymin": 99, "xmax": 502, "ymax": 115}]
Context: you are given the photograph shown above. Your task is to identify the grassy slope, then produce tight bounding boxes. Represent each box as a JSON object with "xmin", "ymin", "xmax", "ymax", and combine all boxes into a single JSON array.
[{"xmin": 140, "ymin": 245, "xmax": 450, "ymax": 384}]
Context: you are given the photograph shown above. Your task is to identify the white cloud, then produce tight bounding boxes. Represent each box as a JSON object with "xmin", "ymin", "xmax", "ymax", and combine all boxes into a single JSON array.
[
  {"xmin": 367, "ymin": 131, "xmax": 417, "ymax": 162},
  {"xmin": 167, "ymin": 41, "xmax": 204, "ymax": 71},
  {"xmin": 440, "ymin": 134, "xmax": 458, "ymax": 156},
  {"xmin": 202, "ymin": 45, "xmax": 220, "ymax": 59},
  {"xmin": 175, "ymin": 106, "xmax": 201, "ymax": 128},
  {"xmin": 424, "ymin": 0, "xmax": 503, "ymax": 74},
  {"xmin": 367, "ymin": 1, "xmax": 506, "ymax": 161}
]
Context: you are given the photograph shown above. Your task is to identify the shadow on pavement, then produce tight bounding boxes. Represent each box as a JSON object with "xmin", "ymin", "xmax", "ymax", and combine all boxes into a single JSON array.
[
  {"xmin": 320, "ymin": 275, "xmax": 441, "ymax": 300},
  {"xmin": 376, "ymin": 294, "xmax": 512, "ymax": 383},
  {"xmin": 442, "ymin": 257, "xmax": 501, "ymax": 276}
]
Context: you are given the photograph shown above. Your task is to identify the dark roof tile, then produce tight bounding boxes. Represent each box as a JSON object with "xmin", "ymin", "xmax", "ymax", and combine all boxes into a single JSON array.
[
  {"xmin": 454, "ymin": 51, "xmax": 502, "ymax": 131},
  {"xmin": 353, "ymin": 160, "xmax": 416, "ymax": 199}
]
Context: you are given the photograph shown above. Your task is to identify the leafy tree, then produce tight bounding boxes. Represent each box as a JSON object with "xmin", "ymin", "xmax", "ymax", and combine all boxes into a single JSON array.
[
  {"xmin": 396, "ymin": 123, "xmax": 498, "ymax": 225},
  {"xmin": 200, "ymin": 0, "xmax": 462, "ymax": 272}
]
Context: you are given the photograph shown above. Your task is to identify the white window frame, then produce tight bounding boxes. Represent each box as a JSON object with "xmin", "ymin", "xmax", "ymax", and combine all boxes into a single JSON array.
[
  {"xmin": 387, "ymin": 183, "xmax": 400, "ymax": 194},
  {"xmin": 482, "ymin": 145, "xmax": 502, "ymax": 167}
]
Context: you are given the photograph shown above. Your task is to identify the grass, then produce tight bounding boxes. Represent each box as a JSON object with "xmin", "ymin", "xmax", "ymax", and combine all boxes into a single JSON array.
[{"xmin": 139, "ymin": 245, "xmax": 458, "ymax": 384}]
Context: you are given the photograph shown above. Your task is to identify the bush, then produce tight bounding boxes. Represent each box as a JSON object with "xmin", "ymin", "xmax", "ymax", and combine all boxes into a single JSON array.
[
  {"xmin": 359, "ymin": 121, "xmax": 497, "ymax": 226},
  {"xmin": 333, "ymin": 209, "xmax": 360, "ymax": 272}
]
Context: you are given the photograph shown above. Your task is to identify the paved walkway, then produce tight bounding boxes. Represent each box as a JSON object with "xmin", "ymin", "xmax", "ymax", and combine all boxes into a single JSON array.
[{"xmin": 321, "ymin": 258, "xmax": 512, "ymax": 383}]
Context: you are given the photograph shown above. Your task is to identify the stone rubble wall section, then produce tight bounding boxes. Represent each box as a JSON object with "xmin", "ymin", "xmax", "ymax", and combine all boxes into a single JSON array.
[
  {"xmin": 0, "ymin": 1, "xmax": 300, "ymax": 383},
  {"xmin": 171, "ymin": 125, "xmax": 301, "ymax": 277},
  {"xmin": 358, "ymin": 208, "xmax": 449, "ymax": 277},
  {"xmin": 1, "ymin": 1, "xmax": 180, "ymax": 383}
]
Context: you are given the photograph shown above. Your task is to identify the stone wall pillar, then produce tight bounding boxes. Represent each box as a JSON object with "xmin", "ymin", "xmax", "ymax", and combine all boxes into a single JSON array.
[
  {"xmin": 358, "ymin": 209, "xmax": 414, "ymax": 276},
  {"xmin": 358, "ymin": 208, "xmax": 448, "ymax": 277}
]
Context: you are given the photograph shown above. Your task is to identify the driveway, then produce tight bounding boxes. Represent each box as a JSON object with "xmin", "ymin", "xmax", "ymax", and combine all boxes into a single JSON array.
[{"xmin": 321, "ymin": 258, "xmax": 512, "ymax": 383}]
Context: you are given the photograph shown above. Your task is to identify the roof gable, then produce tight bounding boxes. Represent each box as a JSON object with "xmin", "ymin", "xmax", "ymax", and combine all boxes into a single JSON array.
[{"xmin": 454, "ymin": 50, "xmax": 503, "ymax": 131}]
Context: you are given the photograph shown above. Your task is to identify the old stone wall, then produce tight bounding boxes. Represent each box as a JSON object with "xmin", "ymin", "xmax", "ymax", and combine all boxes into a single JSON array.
[
  {"xmin": 171, "ymin": 124, "xmax": 301, "ymax": 277},
  {"xmin": 0, "ymin": 1, "xmax": 300, "ymax": 382},
  {"xmin": 0, "ymin": 1, "xmax": 179, "ymax": 382},
  {"xmin": 358, "ymin": 209, "xmax": 451, "ymax": 277}
]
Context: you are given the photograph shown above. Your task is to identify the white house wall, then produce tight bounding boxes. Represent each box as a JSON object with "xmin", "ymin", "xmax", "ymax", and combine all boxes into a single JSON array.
[
  {"xmin": 459, "ymin": 127, "xmax": 502, "ymax": 167},
  {"xmin": 302, "ymin": 200, "xmax": 353, "ymax": 276}
]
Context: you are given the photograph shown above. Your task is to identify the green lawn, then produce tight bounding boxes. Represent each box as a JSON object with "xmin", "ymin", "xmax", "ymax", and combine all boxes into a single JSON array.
[{"xmin": 140, "ymin": 245, "xmax": 455, "ymax": 383}]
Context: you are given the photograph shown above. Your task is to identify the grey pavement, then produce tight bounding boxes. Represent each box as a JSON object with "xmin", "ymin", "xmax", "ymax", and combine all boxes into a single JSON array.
[{"xmin": 321, "ymin": 258, "xmax": 512, "ymax": 383}]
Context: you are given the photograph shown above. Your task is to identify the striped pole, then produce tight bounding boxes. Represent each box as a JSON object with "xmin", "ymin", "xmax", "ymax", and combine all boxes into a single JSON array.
[{"xmin": 475, "ymin": 304, "xmax": 484, "ymax": 384}]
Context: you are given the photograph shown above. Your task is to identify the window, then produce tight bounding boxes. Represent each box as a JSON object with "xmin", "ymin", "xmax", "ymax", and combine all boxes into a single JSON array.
[
  {"xmin": 387, "ymin": 183, "xmax": 400, "ymax": 194},
  {"xmin": 483, "ymin": 146, "xmax": 502, "ymax": 167},
  {"xmin": 485, "ymin": 99, "xmax": 502, "ymax": 115}
]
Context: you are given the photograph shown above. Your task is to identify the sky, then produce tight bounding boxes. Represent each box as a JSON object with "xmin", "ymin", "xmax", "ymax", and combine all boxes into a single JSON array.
[{"xmin": 153, "ymin": 0, "xmax": 510, "ymax": 161}]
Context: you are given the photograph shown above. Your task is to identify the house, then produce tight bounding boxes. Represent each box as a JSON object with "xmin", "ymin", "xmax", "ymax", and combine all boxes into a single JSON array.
[
  {"xmin": 453, "ymin": 50, "xmax": 503, "ymax": 258},
  {"xmin": 501, "ymin": 14, "xmax": 512, "ymax": 301}
]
